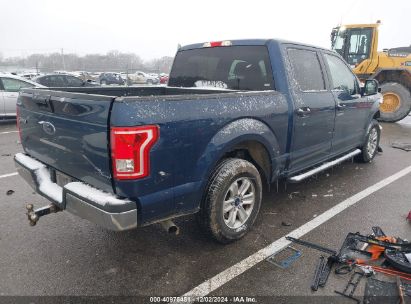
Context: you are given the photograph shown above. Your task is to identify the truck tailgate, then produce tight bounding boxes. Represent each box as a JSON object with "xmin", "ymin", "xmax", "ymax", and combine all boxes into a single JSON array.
[{"xmin": 18, "ymin": 89, "xmax": 115, "ymax": 192}]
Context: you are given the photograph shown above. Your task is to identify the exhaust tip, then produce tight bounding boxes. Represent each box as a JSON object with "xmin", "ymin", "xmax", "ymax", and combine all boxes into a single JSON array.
[
  {"xmin": 168, "ymin": 225, "xmax": 179, "ymax": 235},
  {"xmin": 160, "ymin": 220, "xmax": 180, "ymax": 235}
]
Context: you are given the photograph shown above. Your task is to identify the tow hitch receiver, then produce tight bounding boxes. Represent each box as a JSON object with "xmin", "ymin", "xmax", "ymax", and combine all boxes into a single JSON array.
[{"xmin": 25, "ymin": 203, "xmax": 62, "ymax": 226}]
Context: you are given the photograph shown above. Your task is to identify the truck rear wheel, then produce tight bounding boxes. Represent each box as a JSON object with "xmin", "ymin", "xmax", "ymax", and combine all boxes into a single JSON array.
[
  {"xmin": 197, "ymin": 158, "xmax": 262, "ymax": 243},
  {"xmin": 379, "ymin": 82, "xmax": 411, "ymax": 122}
]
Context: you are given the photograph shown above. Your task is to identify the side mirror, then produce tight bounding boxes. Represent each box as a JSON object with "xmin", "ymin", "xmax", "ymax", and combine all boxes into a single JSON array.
[{"xmin": 362, "ymin": 79, "xmax": 379, "ymax": 96}]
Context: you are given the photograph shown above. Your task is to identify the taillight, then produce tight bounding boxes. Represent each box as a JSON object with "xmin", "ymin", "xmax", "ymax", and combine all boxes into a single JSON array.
[
  {"xmin": 110, "ymin": 125, "xmax": 159, "ymax": 180},
  {"xmin": 16, "ymin": 106, "xmax": 22, "ymax": 142}
]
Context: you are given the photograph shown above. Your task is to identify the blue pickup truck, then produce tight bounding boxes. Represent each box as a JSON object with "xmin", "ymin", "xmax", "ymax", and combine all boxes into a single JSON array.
[{"xmin": 14, "ymin": 39, "xmax": 382, "ymax": 243}]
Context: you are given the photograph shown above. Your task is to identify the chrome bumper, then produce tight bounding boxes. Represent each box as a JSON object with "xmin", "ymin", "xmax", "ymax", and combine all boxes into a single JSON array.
[{"xmin": 14, "ymin": 153, "xmax": 137, "ymax": 231}]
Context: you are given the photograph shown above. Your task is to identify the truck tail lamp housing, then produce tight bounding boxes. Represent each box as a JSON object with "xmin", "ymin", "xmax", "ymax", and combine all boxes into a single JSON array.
[
  {"xmin": 203, "ymin": 41, "xmax": 232, "ymax": 48},
  {"xmin": 110, "ymin": 125, "xmax": 159, "ymax": 180}
]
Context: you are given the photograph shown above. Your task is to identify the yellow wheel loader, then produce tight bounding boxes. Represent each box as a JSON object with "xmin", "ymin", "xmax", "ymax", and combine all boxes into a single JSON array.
[{"xmin": 331, "ymin": 22, "xmax": 411, "ymax": 122}]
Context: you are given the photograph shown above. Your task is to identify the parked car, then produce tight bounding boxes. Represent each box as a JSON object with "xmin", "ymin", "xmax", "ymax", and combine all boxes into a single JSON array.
[
  {"xmin": 15, "ymin": 39, "xmax": 382, "ymax": 243},
  {"xmin": 0, "ymin": 74, "xmax": 44, "ymax": 118},
  {"xmin": 159, "ymin": 73, "xmax": 169, "ymax": 84},
  {"xmin": 98, "ymin": 72, "xmax": 125, "ymax": 85},
  {"xmin": 33, "ymin": 74, "xmax": 99, "ymax": 87},
  {"xmin": 128, "ymin": 71, "xmax": 159, "ymax": 84},
  {"xmin": 70, "ymin": 71, "xmax": 94, "ymax": 82},
  {"xmin": 19, "ymin": 72, "xmax": 41, "ymax": 80}
]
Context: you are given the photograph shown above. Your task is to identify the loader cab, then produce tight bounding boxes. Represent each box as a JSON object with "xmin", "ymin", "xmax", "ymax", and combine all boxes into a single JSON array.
[{"xmin": 331, "ymin": 24, "xmax": 378, "ymax": 68}]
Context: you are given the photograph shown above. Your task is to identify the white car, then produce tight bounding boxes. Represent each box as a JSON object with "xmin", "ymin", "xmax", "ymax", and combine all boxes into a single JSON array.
[
  {"xmin": 0, "ymin": 74, "xmax": 45, "ymax": 118},
  {"xmin": 128, "ymin": 71, "xmax": 159, "ymax": 85}
]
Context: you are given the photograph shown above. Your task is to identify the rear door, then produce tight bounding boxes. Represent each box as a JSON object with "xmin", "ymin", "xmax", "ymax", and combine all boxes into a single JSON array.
[
  {"xmin": 322, "ymin": 53, "xmax": 370, "ymax": 153},
  {"xmin": 287, "ymin": 47, "xmax": 336, "ymax": 172}
]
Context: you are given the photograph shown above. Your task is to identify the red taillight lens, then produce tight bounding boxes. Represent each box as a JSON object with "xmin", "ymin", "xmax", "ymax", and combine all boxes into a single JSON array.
[
  {"xmin": 16, "ymin": 106, "xmax": 22, "ymax": 142},
  {"xmin": 110, "ymin": 125, "xmax": 159, "ymax": 180}
]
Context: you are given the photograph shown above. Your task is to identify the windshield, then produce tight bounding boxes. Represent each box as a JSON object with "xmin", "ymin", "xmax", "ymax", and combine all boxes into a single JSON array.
[
  {"xmin": 332, "ymin": 27, "xmax": 373, "ymax": 66},
  {"xmin": 168, "ymin": 46, "xmax": 275, "ymax": 91}
]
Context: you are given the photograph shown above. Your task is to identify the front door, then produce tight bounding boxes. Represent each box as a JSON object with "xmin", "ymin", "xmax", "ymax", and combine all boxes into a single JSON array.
[
  {"xmin": 322, "ymin": 53, "xmax": 372, "ymax": 153},
  {"xmin": 287, "ymin": 48, "xmax": 336, "ymax": 172}
]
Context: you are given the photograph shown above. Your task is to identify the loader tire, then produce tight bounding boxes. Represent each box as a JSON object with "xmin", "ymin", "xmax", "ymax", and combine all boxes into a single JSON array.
[{"xmin": 379, "ymin": 82, "xmax": 411, "ymax": 122}]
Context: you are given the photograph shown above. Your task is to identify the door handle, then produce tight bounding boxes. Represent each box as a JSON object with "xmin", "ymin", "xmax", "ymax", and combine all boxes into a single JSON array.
[
  {"xmin": 296, "ymin": 107, "xmax": 311, "ymax": 116},
  {"xmin": 337, "ymin": 103, "xmax": 346, "ymax": 110}
]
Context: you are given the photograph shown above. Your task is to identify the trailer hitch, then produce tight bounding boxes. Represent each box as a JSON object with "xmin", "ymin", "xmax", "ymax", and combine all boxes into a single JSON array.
[{"xmin": 25, "ymin": 203, "xmax": 61, "ymax": 226}]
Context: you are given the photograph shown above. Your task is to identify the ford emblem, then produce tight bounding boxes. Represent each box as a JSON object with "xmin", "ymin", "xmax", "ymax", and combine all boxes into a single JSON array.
[{"xmin": 38, "ymin": 121, "xmax": 56, "ymax": 135}]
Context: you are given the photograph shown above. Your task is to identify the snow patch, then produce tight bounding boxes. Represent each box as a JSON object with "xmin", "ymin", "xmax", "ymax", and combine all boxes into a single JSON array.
[
  {"xmin": 64, "ymin": 182, "xmax": 129, "ymax": 207},
  {"xmin": 15, "ymin": 153, "xmax": 45, "ymax": 170},
  {"xmin": 15, "ymin": 153, "xmax": 63, "ymax": 203},
  {"xmin": 36, "ymin": 167, "xmax": 63, "ymax": 203}
]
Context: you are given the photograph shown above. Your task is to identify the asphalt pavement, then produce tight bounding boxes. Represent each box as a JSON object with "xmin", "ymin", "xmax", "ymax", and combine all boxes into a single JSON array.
[{"xmin": 0, "ymin": 116, "xmax": 410, "ymax": 303}]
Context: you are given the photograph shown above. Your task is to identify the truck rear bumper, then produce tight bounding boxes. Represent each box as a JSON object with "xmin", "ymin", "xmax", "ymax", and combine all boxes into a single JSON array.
[{"xmin": 14, "ymin": 153, "xmax": 137, "ymax": 231}]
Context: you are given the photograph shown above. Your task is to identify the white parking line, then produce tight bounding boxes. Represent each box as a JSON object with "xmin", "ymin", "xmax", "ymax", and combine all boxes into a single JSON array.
[
  {"xmin": 0, "ymin": 172, "xmax": 18, "ymax": 179},
  {"xmin": 182, "ymin": 165, "xmax": 411, "ymax": 299},
  {"xmin": 0, "ymin": 130, "xmax": 18, "ymax": 135}
]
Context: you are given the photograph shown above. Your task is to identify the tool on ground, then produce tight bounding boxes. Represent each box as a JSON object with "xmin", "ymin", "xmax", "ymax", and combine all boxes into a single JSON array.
[
  {"xmin": 286, "ymin": 236, "xmax": 339, "ymax": 289},
  {"xmin": 357, "ymin": 263, "xmax": 411, "ymax": 281},
  {"xmin": 285, "ymin": 236, "xmax": 337, "ymax": 256},
  {"xmin": 385, "ymin": 249, "xmax": 411, "ymax": 274},
  {"xmin": 266, "ymin": 246, "xmax": 302, "ymax": 269},
  {"xmin": 364, "ymin": 278, "xmax": 400, "ymax": 304},
  {"xmin": 372, "ymin": 226, "xmax": 386, "ymax": 237},
  {"xmin": 397, "ymin": 276, "xmax": 405, "ymax": 304},
  {"xmin": 335, "ymin": 264, "xmax": 354, "ymax": 275},
  {"xmin": 344, "ymin": 233, "xmax": 411, "ymax": 251},
  {"xmin": 319, "ymin": 256, "xmax": 335, "ymax": 287},
  {"xmin": 334, "ymin": 271, "xmax": 364, "ymax": 303},
  {"xmin": 392, "ymin": 142, "xmax": 411, "ymax": 152},
  {"xmin": 311, "ymin": 256, "xmax": 325, "ymax": 291}
]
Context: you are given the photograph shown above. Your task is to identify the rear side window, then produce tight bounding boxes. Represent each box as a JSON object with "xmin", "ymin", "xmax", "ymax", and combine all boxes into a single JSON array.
[
  {"xmin": 169, "ymin": 46, "xmax": 275, "ymax": 91},
  {"xmin": 287, "ymin": 49, "xmax": 325, "ymax": 91},
  {"xmin": 46, "ymin": 76, "xmax": 66, "ymax": 87},
  {"xmin": 1, "ymin": 78, "xmax": 35, "ymax": 92},
  {"xmin": 65, "ymin": 76, "xmax": 84, "ymax": 87}
]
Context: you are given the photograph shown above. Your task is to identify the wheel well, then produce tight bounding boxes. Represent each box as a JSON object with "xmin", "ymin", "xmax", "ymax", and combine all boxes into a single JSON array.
[
  {"xmin": 373, "ymin": 69, "xmax": 411, "ymax": 90},
  {"xmin": 373, "ymin": 111, "xmax": 380, "ymax": 119},
  {"xmin": 222, "ymin": 140, "xmax": 272, "ymax": 185}
]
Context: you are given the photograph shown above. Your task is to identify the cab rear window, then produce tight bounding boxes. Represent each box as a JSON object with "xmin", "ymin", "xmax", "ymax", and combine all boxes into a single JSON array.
[{"xmin": 169, "ymin": 46, "xmax": 275, "ymax": 91}]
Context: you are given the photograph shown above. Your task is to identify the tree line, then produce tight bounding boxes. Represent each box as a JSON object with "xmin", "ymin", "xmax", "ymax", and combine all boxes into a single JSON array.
[{"xmin": 0, "ymin": 50, "xmax": 174, "ymax": 74}]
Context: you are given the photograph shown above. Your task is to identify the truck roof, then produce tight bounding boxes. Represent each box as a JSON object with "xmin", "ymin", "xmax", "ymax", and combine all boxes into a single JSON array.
[{"xmin": 179, "ymin": 38, "xmax": 331, "ymax": 52}]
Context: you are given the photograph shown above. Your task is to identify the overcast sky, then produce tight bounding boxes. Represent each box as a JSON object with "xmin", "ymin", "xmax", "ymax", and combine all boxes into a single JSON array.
[{"xmin": 1, "ymin": 0, "xmax": 410, "ymax": 60}]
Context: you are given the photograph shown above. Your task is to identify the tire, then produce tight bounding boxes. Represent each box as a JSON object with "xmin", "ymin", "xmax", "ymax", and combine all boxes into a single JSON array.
[
  {"xmin": 197, "ymin": 158, "xmax": 262, "ymax": 243},
  {"xmin": 379, "ymin": 82, "xmax": 411, "ymax": 122},
  {"xmin": 356, "ymin": 119, "xmax": 381, "ymax": 163}
]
